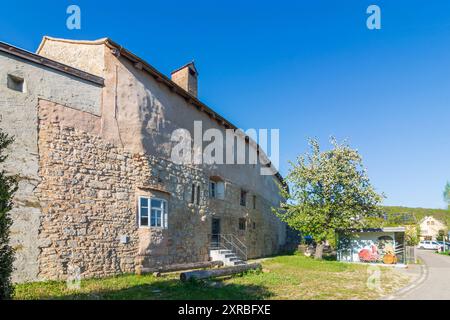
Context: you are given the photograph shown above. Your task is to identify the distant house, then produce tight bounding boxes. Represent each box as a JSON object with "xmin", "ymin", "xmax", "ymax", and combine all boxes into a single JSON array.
[{"xmin": 418, "ymin": 216, "xmax": 446, "ymax": 241}]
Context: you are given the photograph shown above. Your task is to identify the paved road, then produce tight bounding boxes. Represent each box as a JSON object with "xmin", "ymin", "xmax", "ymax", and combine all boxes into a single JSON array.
[{"xmin": 399, "ymin": 249, "xmax": 450, "ymax": 300}]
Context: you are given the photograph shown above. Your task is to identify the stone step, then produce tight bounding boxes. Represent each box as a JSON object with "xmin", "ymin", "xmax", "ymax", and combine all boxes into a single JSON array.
[
  {"xmin": 209, "ymin": 248, "xmax": 248, "ymax": 267},
  {"xmin": 209, "ymin": 248, "xmax": 232, "ymax": 253}
]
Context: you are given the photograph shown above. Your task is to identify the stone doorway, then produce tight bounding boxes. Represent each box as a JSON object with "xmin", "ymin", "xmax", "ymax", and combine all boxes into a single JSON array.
[{"xmin": 211, "ymin": 218, "xmax": 221, "ymax": 247}]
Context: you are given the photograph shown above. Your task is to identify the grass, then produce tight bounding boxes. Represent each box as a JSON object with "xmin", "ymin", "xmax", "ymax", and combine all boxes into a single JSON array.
[{"xmin": 14, "ymin": 254, "xmax": 411, "ymax": 300}]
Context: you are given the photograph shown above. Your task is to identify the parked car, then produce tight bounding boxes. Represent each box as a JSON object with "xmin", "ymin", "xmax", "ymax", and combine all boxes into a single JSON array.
[{"xmin": 417, "ymin": 240, "xmax": 441, "ymax": 250}]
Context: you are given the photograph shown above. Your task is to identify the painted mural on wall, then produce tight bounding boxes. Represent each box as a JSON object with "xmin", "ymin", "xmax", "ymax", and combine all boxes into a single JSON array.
[
  {"xmin": 337, "ymin": 231, "xmax": 405, "ymax": 264},
  {"xmin": 357, "ymin": 236, "xmax": 397, "ymax": 264}
]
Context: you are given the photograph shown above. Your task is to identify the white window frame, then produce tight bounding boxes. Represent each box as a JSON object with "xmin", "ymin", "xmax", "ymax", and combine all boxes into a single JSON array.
[
  {"xmin": 138, "ymin": 196, "xmax": 168, "ymax": 229},
  {"xmin": 216, "ymin": 181, "xmax": 225, "ymax": 200},
  {"xmin": 210, "ymin": 180, "xmax": 225, "ymax": 200}
]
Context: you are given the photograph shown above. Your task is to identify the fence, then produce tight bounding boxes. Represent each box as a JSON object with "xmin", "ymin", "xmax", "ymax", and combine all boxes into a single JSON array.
[{"xmin": 405, "ymin": 246, "xmax": 416, "ymax": 264}]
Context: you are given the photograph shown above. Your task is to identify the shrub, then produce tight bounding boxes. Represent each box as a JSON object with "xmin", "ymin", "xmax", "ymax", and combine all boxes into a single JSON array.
[{"xmin": 0, "ymin": 129, "xmax": 18, "ymax": 299}]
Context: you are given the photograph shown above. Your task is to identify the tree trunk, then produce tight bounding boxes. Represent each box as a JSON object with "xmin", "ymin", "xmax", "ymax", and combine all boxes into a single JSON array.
[
  {"xmin": 138, "ymin": 261, "xmax": 223, "ymax": 275},
  {"xmin": 180, "ymin": 263, "xmax": 261, "ymax": 282},
  {"xmin": 314, "ymin": 242, "xmax": 324, "ymax": 260}
]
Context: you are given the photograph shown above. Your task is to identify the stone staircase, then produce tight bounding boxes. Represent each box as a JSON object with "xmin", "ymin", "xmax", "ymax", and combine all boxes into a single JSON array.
[
  {"xmin": 210, "ymin": 249, "xmax": 247, "ymax": 266},
  {"xmin": 209, "ymin": 234, "xmax": 248, "ymax": 266}
]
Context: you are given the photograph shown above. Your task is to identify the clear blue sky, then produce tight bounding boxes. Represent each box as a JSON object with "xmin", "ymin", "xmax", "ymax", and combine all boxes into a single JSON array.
[{"xmin": 2, "ymin": 0, "xmax": 450, "ymax": 209}]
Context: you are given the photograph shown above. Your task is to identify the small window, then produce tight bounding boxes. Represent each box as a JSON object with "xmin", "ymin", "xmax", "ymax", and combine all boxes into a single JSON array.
[
  {"xmin": 191, "ymin": 184, "xmax": 195, "ymax": 204},
  {"xmin": 196, "ymin": 185, "xmax": 200, "ymax": 205},
  {"xmin": 240, "ymin": 189, "xmax": 247, "ymax": 206},
  {"xmin": 209, "ymin": 181, "xmax": 216, "ymax": 198},
  {"xmin": 253, "ymin": 222, "xmax": 256, "ymax": 229},
  {"xmin": 239, "ymin": 218, "xmax": 246, "ymax": 231},
  {"xmin": 209, "ymin": 180, "xmax": 225, "ymax": 200},
  {"xmin": 139, "ymin": 197, "xmax": 168, "ymax": 228},
  {"xmin": 217, "ymin": 181, "xmax": 225, "ymax": 199},
  {"xmin": 252, "ymin": 195, "xmax": 256, "ymax": 209},
  {"xmin": 7, "ymin": 74, "xmax": 25, "ymax": 93}
]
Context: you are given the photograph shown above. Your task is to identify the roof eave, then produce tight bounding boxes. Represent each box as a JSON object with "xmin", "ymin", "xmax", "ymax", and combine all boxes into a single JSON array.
[{"xmin": 0, "ymin": 41, "xmax": 104, "ymax": 86}]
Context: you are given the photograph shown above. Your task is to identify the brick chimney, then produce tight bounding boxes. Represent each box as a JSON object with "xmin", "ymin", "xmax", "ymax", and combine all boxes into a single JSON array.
[{"xmin": 171, "ymin": 62, "xmax": 198, "ymax": 97}]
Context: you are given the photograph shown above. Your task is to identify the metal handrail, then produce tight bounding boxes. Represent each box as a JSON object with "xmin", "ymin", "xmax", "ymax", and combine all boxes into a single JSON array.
[
  {"xmin": 211, "ymin": 233, "xmax": 247, "ymax": 261},
  {"xmin": 229, "ymin": 234, "xmax": 246, "ymax": 251},
  {"xmin": 223, "ymin": 234, "xmax": 247, "ymax": 261}
]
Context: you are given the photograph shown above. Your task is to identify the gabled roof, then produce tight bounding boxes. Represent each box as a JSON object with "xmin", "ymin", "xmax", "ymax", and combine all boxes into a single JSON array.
[
  {"xmin": 418, "ymin": 215, "xmax": 445, "ymax": 224},
  {"xmin": 36, "ymin": 36, "xmax": 285, "ymax": 186},
  {"xmin": 0, "ymin": 40, "xmax": 104, "ymax": 86},
  {"xmin": 171, "ymin": 61, "xmax": 198, "ymax": 75}
]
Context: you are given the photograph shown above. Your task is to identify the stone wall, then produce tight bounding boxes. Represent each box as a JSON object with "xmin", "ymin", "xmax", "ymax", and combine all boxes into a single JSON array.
[
  {"xmin": 0, "ymin": 50, "xmax": 102, "ymax": 282},
  {"xmin": 37, "ymin": 101, "xmax": 210, "ymax": 279},
  {"xmin": 37, "ymin": 102, "xmax": 138, "ymax": 279},
  {"xmin": 36, "ymin": 100, "xmax": 285, "ymax": 280}
]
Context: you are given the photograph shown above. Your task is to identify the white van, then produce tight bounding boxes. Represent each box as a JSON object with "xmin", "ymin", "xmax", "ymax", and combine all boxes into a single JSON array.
[{"xmin": 417, "ymin": 240, "xmax": 441, "ymax": 250}]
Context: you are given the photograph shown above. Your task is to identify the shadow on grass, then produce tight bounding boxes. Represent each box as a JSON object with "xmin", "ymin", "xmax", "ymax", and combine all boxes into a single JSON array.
[
  {"xmin": 322, "ymin": 254, "xmax": 337, "ymax": 261},
  {"xmin": 51, "ymin": 277, "xmax": 273, "ymax": 300}
]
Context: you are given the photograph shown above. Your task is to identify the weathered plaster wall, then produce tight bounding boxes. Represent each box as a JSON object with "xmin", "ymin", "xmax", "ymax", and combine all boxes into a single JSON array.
[
  {"xmin": 37, "ymin": 100, "xmax": 211, "ymax": 278},
  {"xmin": 110, "ymin": 52, "xmax": 287, "ymax": 252},
  {"xmin": 0, "ymin": 51, "xmax": 102, "ymax": 282},
  {"xmin": 37, "ymin": 37, "xmax": 105, "ymax": 78},
  {"xmin": 113, "ymin": 54, "xmax": 283, "ymax": 204},
  {"xmin": 37, "ymin": 39, "xmax": 283, "ymax": 205}
]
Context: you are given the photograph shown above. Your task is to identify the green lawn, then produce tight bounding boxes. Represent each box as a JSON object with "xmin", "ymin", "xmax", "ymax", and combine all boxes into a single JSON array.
[{"xmin": 14, "ymin": 254, "xmax": 411, "ymax": 300}]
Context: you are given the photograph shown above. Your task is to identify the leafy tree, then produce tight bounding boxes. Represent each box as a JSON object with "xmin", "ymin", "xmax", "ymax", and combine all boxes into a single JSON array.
[
  {"xmin": 436, "ymin": 229, "xmax": 446, "ymax": 242},
  {"xmin": 0, "ymin": 129, "xmax": 17, "ymax": 299},
  {"xmin": 275, "ymin": 138, "xmax": 383, "ymax": 259},
  {"xmin": 444, "ymin": 182, "xmax": 450, "ymax": 209}
]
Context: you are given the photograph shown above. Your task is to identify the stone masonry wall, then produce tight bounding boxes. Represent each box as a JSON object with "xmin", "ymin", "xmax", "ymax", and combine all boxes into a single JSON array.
[
  {"xmin": 0, "ymin": 50, "xmax": 102, "ymax": 282},
  {"xmin": 37, "ymin": 102, "xmax": 211, "ymax": 279},
  {"xmin": 36, "ymin": 101, "xmax": 285, "ymax": 280},
  {"xmin": 37, "ymin": 114, "xmax": 138, "ymax": 279}
]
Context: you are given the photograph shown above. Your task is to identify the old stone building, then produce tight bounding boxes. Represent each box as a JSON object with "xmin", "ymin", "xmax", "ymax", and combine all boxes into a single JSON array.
[{"xmin": 0, "ymin": 37, "xmax": 291, "ymax": 283}]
